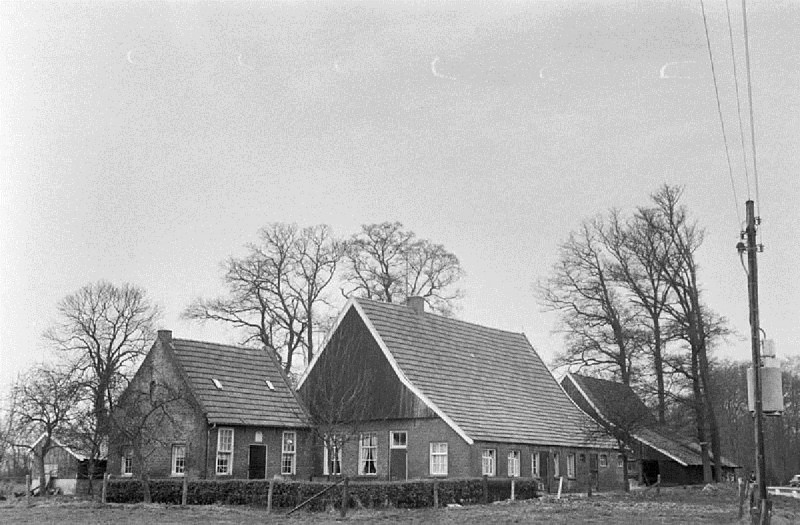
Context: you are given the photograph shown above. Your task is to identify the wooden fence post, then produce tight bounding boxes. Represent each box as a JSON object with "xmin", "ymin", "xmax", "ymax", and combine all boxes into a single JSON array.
[
  {"xmin": 101, "ymin": 473, "xmax": 108, "ymax": 504},
  {"xmin": 587, "ymin": 472, "xmax": 592, "ymax": 498},
  {"xmin": 557, "ymin": 476, "xmax": 564, "ymax": 500},
  {"xmin": 656, "ymin": 474, "xmax": 661, "ymax": 496},
  {"xmin": 340, "ymin": 477, "xmax": 349, "ymax": 518},
  {"xmin": 738, "ymin": 478, "xmax": 745, "ymax": 519},
  {"xmin": 181, "ymin": 473, "xmax": 188, "ymax": 507},
  {"xmin": 267, "ymin": 478, "xmax": 274, "ymax": 514},
  {"xmin": 481, "ymin": 475, "xmax": 489, "ymax": 504},
  {"xmin": 433, "ymin": 479, "xmax": 439, "ymax": 508},
  {"xmin": 26, "ymin": 474, "xmax": 31, "ymax": 506},
  {"xmin": 511, "ymin": 478, "xmax": 516, "ymax": 501}
]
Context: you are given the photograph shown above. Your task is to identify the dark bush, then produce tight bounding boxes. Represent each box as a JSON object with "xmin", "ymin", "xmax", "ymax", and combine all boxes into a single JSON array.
[{"xmin": 106, "ymin": 476, "xmax": 537, "ymax": 510}]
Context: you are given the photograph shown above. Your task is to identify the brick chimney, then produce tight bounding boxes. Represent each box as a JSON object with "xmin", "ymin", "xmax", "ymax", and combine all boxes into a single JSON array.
[
  {"xmin": 406, "ymin": 296, "xmax": 425, "ymax": 314},
  {"xmin": 157, "ymin": 329, "xmax": 172, "ymax": 342}
]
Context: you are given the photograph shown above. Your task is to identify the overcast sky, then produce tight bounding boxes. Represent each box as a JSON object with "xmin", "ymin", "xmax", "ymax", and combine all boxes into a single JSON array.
[{"xmin": 1, "ymin": 0, "xmax": 798, "ymax": 393}]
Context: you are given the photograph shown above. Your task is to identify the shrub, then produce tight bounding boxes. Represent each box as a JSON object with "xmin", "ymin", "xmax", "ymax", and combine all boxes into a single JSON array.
[{"xmin": 105, "ymin": 476, "xmax": 538, "ymax": 510}]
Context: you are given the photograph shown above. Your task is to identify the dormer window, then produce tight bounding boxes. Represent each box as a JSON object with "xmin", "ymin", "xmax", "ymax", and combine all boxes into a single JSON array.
[{"xmin": 211, "ymin": 378, "xmax": 223, "ymax": 390}]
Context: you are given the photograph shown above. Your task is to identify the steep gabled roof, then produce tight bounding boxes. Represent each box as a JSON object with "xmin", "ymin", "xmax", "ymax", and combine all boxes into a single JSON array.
[
  {"xmin": 169, "ymin": 337, "xmax": 308, "ymax": 428},
  {"xmin": 302, "ymin": 298, "xmax": 609, "ymax": 447},
  {"xmin": 29, "ymin": 433, "xmax": 87, "ymax": 461},
  {"xmin": 564, "ymin": 373, "xmax": 737, "ymax": 468}
]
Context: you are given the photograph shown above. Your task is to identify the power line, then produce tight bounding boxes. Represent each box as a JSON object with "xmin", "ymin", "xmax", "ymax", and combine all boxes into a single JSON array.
[
  {"xmin": 698, "ymin": 0, "xmax": 742, "ymax": 226},
  {"xmin": 723, "ymin": 0, "xmax": 752, "ymax": 200},
  {"xmin": 741, "ymin": 0, "xmax": 761, "ymax": 222}
]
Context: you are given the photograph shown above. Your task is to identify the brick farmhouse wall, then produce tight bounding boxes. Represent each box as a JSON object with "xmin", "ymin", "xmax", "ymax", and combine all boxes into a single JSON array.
[{"xmin": 306, "ymin": 416, "xmax": 623, "ymax": 492}]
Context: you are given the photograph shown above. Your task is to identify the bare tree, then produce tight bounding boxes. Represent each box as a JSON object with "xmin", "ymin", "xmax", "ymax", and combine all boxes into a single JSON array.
[
  {"xmin": 297, "ymin": 323, "xmax": 381, "ymax": 479},
  {"xmin": 110, "ymin": 364, "xmax": 190, "ymax": 503},
  {"xmin": 44, "ymin": 281, "xmax": 160, "ymax": 482},
  {"xmin": 8, "ymin": 364, "xmax": 82, "ymax": 496},
  {"xmin": 185, "ymin": 223, "xmax": 341, "ymax": 373},
  {"xmin": 342, "ymin": 222, "xmax": 463, "ymax": 315},
  {"xmin": 538, "ymin": 218, "xmax": 643, "ymax": 384},
  {"xmin": 603, "ymin": 209, "xmax": 675, "ymax": 422},
  {"xmin": 647, "ymin": 185, "xmax": 728, "ymax": 483}
]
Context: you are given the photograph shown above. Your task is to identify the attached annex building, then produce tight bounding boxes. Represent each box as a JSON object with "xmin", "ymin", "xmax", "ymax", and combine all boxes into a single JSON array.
[
  {"xmin": 561, "ymin": 373, "xmax": 739, "ymax": 485},
  {"xmin": 298, "ymin": 297, "xmax": 623, "ymax": 492},
  {"xmin": 108, "ymin": 330, "xmax": 312, "ymax": 480}
]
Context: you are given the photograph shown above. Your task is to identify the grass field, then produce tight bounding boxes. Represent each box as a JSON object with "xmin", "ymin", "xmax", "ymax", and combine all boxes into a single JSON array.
[{"xmin": 2, "ymin": 485, "xmax": 799, "ymax": 524}]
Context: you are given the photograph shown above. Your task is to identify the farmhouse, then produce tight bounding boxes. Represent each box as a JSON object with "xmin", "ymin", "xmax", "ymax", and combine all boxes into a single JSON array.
[
  {"xmin": 297, "ymin": 297, "xmax": 623, "ymax": 493},
  {"xmin": 108, "ymin": 330, "xmax": 313, "ymax": 481},
  {"xmin": 561, "ymin": 373, "xmax": 739, "ymax": 485}
]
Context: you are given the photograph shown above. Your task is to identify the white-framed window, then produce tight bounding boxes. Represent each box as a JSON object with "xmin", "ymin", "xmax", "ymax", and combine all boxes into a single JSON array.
[
  {"xmin": 323, "ymin": 436, "xmax": 342, "ymax": 476},
  {"xmin": 359, "ymin": 433, "xmax": 377, "ymax": 475},
  {"xmin": 599, "ymin": 454, "xmax": 608, "ymax": 468},
  {"xmin": 567, "ymin": 453, "xmax": 576, "ymax": 479},
  {"xmin": 482, "ymin": 449, "xmax": 496, "ymax": 476},
  {"xmin": 172, "ymin": 444, "xmax": 186, "ymax": 476},
  {"xmin": 618, "ymin": 455, "xmax": 624, "ymax": 468},
  {"xmin": 508, "ymin": 450, "xmax": 520, "ymax": 477},
  {"xmin": 281, "ymin": 431, "xmax": 296, "ymax": 475},
  {"xmin": 254, "ymin": 431, "xmax": 263, "ymax": 443},
  {"xmin": 390, "ymin": 431, "xmax": 407, "ymax": 449},
  {"xmin": 430, "ymin": 442, "xmax": 448, "ymax": 476},
  {"xmin": 553, "ymin": 452, "xmax": 560, "ymax": 478},
  {"xmin": 121, "ymin": 453, "xmax": 133, "ymax": 476},
  {"xmin": 216, "ymin": 428, "xmax": 234, "ymax": 475},
  {"xmin": 532, "ymin": 452, "xmax": 540, "ymax": 478}
]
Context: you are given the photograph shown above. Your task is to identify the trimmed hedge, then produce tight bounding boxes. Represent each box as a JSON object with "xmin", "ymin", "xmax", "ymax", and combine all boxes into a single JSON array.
[{"xmin": 106, "ymin": 477, "xmax": 538, "ymax": 510}]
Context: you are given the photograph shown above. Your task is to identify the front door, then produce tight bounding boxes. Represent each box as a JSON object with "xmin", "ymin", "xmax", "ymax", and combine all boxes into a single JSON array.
[
  {"xmin": 589, "ymin": 453, "xmax": 599, "ymax": 490},
  {"xmin": 539, "ymin": 451, "xmax": 550, "ymax": 493},
  {"xmin": 389, "ymin": 431, "xmax": 407, "ymax": 481},
  {"xmin": 248, "ymin": 445, "xmax": 267, "ymax": 479}
]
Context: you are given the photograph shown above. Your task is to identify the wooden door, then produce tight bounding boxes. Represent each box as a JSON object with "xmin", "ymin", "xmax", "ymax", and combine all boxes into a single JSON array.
[
  {"xmin": 389, "ymin": 448, "xmax": 407, "ymax": 481},
  {"xmin": 248, "ymin": 445, "xmax": 267, "ymax": 479}
]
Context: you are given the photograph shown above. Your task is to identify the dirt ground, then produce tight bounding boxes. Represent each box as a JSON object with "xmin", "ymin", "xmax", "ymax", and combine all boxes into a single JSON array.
[{"xmin": 1, "ymin": 485, "xmax": 799, "ymax": 524}]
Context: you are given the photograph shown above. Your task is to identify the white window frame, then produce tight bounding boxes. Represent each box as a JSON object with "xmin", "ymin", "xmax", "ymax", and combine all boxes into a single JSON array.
[
  {"xmin": 508, "ymin": 450, "xmax": 520, "ymax": 477},
  {"xmin": 359, "ymin": 432, "xmax": 377, "ymax": 475},
  {"xmin": 482, "ymin": 449, "xmax": 496, "ymax": 477},
  {"xmin": 121, "ymin": 453, "xmax": 133, "ymax": 477},
  {"xmin": 429, "ymin": 442, "xmax": 448, "ymax": 476},
  {"xmin": 599, "ymin": 454, "xmax": 608, "ymax": 468},
  {"xmin": 567, "ymin": 453, "xmax": 576, "ymax": 479},
  {"xmin": 281, "ymin": 431, "xmax": 296, "ymax": 475},
  {"xmin": 254, "ymin": 431, "xmax": 263, "ymax": 443},
  {"xmin": 532, "ymin": 452, "xmax": 540, "ymax": 478},
  {"xmin": 323, "ymin": 436, "xmax": 342, "ymax": 476},
  {"xmin": 216, "ymin": 427, "xmax": 234, "ymax": 475},
  {"xmin": 389, "ymin": 431, "xmax": 407, "ymax": 449},
  {"xmin": 553, "ymin": 452, "xmax": 560, "ymax": 478},
  {"xmin": 171, "ymin": 444, "xmax": 186, "ymax": 476}
]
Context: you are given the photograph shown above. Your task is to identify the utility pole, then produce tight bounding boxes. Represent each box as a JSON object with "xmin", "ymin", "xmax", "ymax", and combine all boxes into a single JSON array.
[{"xmin": 742, "ymin": 199, "xmax": 769, "ymax": 524}]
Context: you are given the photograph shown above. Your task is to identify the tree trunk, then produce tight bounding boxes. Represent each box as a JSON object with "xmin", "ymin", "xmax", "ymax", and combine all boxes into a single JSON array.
[
  {"xmin": 142, "ymin": 472, "xmax": 152, "ymax": 504},
  {"xmin": 652, "ymin": 320, "xmax": 666, "ymax": 424},
  {"xmin": 691, "ymin": 350, "xmax": 713, "ymax": 483},
  {"xmin": 37, "ymin": 452, "xmax": 47, "ymax": 498}
]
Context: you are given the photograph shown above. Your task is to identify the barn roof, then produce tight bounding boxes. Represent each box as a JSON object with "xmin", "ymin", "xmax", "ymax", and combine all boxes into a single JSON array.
[
  {"xmin": 304, "ymin": 298, "xmax": 610, "ymax": 447},
  {"xmin": 564, "ymin": 373, "xmax": 738, "ymax": 468},
  {"xmin": 167, "ymin": 335, "xmax": 308, "ymax": 428}
]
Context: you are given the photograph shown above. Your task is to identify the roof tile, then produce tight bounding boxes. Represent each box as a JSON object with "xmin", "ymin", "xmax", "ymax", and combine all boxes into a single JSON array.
[
  {"xmin": 171, "ymin": 339, "xmax": 308, "ymax": 428},
  {"xmin": 356, "ymin": 299, "xmax": 609, "ymax": 447}
]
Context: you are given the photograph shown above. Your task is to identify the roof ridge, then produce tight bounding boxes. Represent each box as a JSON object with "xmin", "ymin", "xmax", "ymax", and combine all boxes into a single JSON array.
[
  {"xmin": 173, "ymin": 337, "xmax": 274, "ymax": 353},
  {"xmin": 355, "ymin": 297, "xmax": 528, "ymax": 339}
]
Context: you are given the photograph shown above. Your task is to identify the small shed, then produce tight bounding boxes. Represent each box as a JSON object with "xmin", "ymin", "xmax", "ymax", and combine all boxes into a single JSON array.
[{"xmin": 29, "ymin": 434, "xmax": 105, "ymax": 495}]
